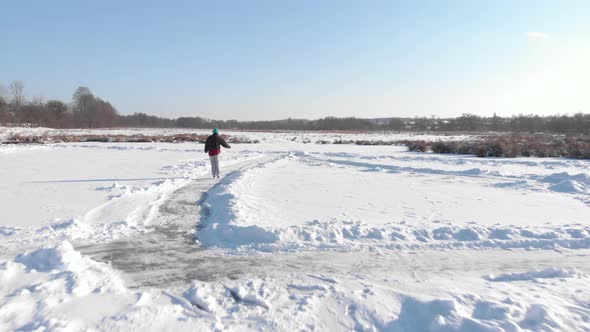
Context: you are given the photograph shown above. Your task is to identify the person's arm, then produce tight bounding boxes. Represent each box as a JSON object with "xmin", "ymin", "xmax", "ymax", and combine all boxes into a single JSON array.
[
  {"xmin": 220, "ymin": 137, "xmax": 231, "ymax": 149},
  {"xmin": 204, "ymin": 137, "xmax": 209, "ymax": 153}
]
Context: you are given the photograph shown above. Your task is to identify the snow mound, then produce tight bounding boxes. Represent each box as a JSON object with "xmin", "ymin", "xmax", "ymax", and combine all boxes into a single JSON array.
[
  {"xmin": 1, "ymin": 242, "xmax": 127, "ymax": 330},
  {"xmin": 521, "ymin": 304, "xmax": 563, "ymax": 331},
  {"xmin": 541, "ymin": 172, "xmax": 590, "ymax": 194},
  {"xmin": 45, "ymin": 219, "xmax": 91, "ymax": 240},
  {"xmin": 548, "ymin": 180, "xmax": 588, "ymax": 194},
  {"xmin": 484, "ymin": 268, "xmax": 580, "ymax": 282},
  {"xmin": 183, "ymin": 282, "xmax": 224, "ymax": 314},
  {"xmin": 0, "ymin": 226, "xmax": 18, "ymax": 236},
  {"xmin": 182, "ymin": 279, "xmax": 274, "ymax": 318},
  {"xmin": 390, "ymin": 297, "xmax": 503, "ymax": 332},
  {"xmin": 15, "ymin": 241, "xmax": 85, "ymax": 272},
  {"xmin": 541, "ymin": 172, "xmax": 590, "ymax": 186},
  {"xmin": 472, "ymin": 301, "xmax": 515, "ymax": 321},
  {"xmin": 12, "ymin": 241, "xmax": 125, "ymax": 294},
  {"xmin": 389, "ymin": 296, "xmax": 573, "ymax": 332}
]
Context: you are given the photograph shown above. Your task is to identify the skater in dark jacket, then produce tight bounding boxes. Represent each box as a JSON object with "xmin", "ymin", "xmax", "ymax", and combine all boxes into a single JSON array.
[{"xmin": 204, "ymin": 128, "xmax": 231, "ymax": 178}]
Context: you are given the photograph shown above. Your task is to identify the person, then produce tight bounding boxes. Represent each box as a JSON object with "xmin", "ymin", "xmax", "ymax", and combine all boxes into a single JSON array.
[{"xmin": 204, "ymin": 128, "xmax": 231, "ymax": 178}]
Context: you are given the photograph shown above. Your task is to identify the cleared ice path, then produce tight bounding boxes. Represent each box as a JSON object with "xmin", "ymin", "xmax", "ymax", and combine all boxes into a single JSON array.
[
  {"xmin": 76, "ymin": 154, "xmax": 282, "ymax": 288},
  {"xmin": 80, "ymin": 238, "xmax": 590, "ymax": 289},
  {"xmin": 77, "ymin": 154, "xmax": 590, "ymax": 289}
]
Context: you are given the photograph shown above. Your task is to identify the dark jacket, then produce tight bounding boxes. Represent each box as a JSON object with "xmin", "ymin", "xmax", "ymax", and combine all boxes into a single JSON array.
[{"xmin": 204, "ymin": 133, "xmax": 230, "ymax": 156}]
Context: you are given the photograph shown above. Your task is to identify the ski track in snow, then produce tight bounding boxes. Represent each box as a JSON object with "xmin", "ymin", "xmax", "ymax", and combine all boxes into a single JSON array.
[{"xmin": 1, "ymin": 135, "xmax": 590, "ymax": 331}]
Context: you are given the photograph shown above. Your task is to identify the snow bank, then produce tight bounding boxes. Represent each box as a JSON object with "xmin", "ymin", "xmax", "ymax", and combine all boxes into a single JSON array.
[
  {"xmin": 390, "ymin": 297, "xmax": 501, "ymax": 332},
  {"xmin": 389, "ymin": 296, "xmax": 582, "ymax": 332},
  {"xmin": 0, "ymin": 241, "xmax": 127, "ymax": 330},
  {"xmin": 177, "ymin": 276, "xmax": 587, "ymax": 332},
  {"xmin": 485, "ymin": 268, "xmax": 581, "ymax": 282},
  {"xmin": 13, "ymin": 241, "xmax": 126, "ymax": 293},
  {"xmin": 199, "ymin": 211, "xmax": 590, "ymax": 251},
  {"xmin": 197, "ymin": 171, "xmax": 279, "ymax": 248},
  {"xmin": 15, "ymin": 241, "xmax": 85, "ymax": 272}
]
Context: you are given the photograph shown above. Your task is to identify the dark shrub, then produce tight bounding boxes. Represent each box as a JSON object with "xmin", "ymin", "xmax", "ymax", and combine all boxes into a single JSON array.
[
  {"xmin": 431, "ymin": 141, "xmax": 455, "ymax": 154},
  {"xmin": 455, "ymin": 143, "xmax": 472, "ymax": 155},
  {"xmin": 566, "ymin": 138, "xmax": 590, "ymax": 159},
  {"xmin": 486, "ymin": 142, "xmax": 505, "ymax": 157},
  {"xmin": 405, "ymin": 141, "xmax": 428, "ymax": 152},
  {"xmin": 473, "ymin": 145, "xmax": 488, "ymax": 157},
  {"xmin": 404, "ymin": 134, "xmax": 589, "ymax": 159}
]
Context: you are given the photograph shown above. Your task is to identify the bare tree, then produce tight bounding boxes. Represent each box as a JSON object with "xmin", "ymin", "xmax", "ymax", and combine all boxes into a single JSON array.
[
  {"xmin": 72, "ymin": 86, "xmax": 96, "ymax": 127},
  {"xmin": 93, "ymin": 98, "xmax": 118, "ymax": 127},
  {"xmin": 31, "ymin": 95, "xmax": 45, "ymax": 105},
  {"xmin": 0, "ymin": 101, "xmax": 11, "ymax": 124},
  {"xmin": 0, "ymin": 84, "xmax": 7, "ymax": 98},
  {"xmin": 9, "ymin": 80, "xmax": 25, "ymax": 109},
  {"xmin": 72, "ymin": 86, "xmax": 93, "ymax": 110},
  {"xmin": 46, "ymin": 100, "xmax": 69, "ymax": 128}
]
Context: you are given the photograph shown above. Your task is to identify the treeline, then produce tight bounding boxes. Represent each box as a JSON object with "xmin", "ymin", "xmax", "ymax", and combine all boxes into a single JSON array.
[
  {"xmin": 418, "ymin": 113, "xmax": 590, "ymax": 133},
  {"xmin": 200, "ymin": 114, "xmax": 590, "ymax": 133},
  {"xmin": 1, "ymin": 81, "xmax": 589, "ymax": 133},
  {"xmin": 0, "ymin": 82, "xmax": 117, "ymax": 129}
]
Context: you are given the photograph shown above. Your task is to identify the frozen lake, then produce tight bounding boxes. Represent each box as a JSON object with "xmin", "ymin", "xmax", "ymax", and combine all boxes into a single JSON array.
[{"xmin": 1, "ymin": 130, "xmax": 590, "ymax": 331}]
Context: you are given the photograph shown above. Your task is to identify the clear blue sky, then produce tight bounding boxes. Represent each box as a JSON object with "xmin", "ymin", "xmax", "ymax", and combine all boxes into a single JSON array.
[{"xmin": 1, "ymin": 0, "xmax": 589, "ymax": 120}]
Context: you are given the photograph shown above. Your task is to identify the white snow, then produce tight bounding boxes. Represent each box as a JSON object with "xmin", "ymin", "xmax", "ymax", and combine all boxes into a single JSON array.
[
  {"xmin": 198, "ymin": 148, "xmax": 590, "ymax": 251},
  {"xmin": 1, "ymin": 127, "xmax": 590, "ymax": 331},
  {"xmin": 484, "ymin": 268, "xmax": 581, "ymax": 282}
]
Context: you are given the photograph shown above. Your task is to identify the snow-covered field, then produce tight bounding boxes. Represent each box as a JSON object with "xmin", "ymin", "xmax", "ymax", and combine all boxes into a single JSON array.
[{"xmin": 1, "ymin": 129, "xmax": 590, "ymax": 331}]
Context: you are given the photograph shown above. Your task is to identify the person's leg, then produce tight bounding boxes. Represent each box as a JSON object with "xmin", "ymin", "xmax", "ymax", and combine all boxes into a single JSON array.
[
  {"xmin": 210, "ymin": 155, "xmax": 219, "ymax": 178},
  {"xmin": 214, "ymin": 155, "xmax": 219, "ymax": 177},
  {"xmin": 215, "ymin": 155, "xmax": 220, "ymax": 177},
  {"xmin": 209, "ymin": 155, "xmax": 218, "ymax": 178}
]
